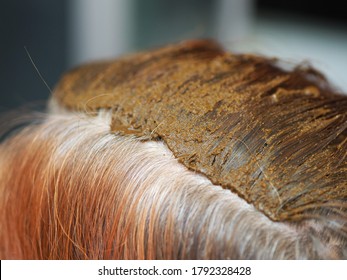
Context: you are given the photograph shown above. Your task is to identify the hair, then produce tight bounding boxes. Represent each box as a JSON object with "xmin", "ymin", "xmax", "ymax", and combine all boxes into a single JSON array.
[{"xmin": 0, "ymin": 40, "xmax": 346, "ymax": 259}]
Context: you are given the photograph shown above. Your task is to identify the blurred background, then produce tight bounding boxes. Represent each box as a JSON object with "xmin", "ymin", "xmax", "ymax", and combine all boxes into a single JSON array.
[{"xmin": 1, "ymin": 0, "xmax": 346, "ymax": 113}]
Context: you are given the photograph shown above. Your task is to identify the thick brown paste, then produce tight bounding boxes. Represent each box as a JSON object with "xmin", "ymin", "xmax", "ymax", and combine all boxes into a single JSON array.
[{"xmin": 53, "ymin": 40, "xmax": 347, "ymax": 222}]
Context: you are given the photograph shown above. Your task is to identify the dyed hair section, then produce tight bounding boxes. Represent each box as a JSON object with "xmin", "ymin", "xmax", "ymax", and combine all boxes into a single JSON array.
[
  {"xmin": 0, "ymin": 112, "xmax": 345, "ymax": 259},
  {"xmin": 52, "ymin": 40, "xmax": 347, "ymax": 224}
]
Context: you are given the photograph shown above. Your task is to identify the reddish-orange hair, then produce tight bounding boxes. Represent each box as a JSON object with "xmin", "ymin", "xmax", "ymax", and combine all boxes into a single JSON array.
[{"xmin": 0, "ymin": 40, "xmax": 346, "ymax": 259}]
